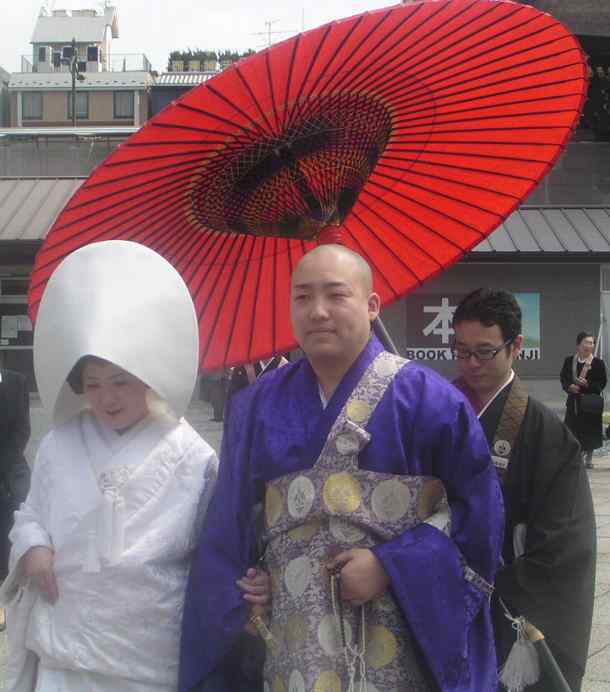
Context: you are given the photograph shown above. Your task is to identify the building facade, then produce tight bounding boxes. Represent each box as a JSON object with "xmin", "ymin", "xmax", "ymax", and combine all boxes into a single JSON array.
[
  {"xmin": 0, "ymin": 67, "xmax": 9, "ymax": 127},
  {"xmin": 2, "ymin": 3, "xmax": 610, "ymax": 402},
  {"xmin": 7, "ymin": 6, "xmax": 153, "ymax": 128}
]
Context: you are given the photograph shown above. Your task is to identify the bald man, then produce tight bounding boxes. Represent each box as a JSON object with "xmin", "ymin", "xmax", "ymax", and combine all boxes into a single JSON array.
[{"xmin": 180, "ymin": 245, "xmax": 504, "ymax": 692}]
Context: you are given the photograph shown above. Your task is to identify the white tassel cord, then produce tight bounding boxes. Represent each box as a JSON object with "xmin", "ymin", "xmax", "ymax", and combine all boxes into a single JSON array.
[
  {"xmin": 100, "ymin": 491, "xmax": 126, "ymax": 565},
  {"xmin": 109, "ymin": 496, "xmax": 126, "ymax": 564},
  {"xmin": 499, "ymin": 614, "xmax": 541, "ymax": 692},
  {"xmin": 100, "ymin": 491, "xmax": 115, "ymax": 562}
]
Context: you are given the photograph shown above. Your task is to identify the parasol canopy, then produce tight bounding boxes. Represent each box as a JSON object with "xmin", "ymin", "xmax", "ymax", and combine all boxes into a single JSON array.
[{"xmin": 29, "ymin": 0, "xmax": 588, "ymax": 370}]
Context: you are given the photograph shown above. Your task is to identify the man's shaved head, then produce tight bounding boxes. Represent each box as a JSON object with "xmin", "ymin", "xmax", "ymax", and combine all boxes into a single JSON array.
[
  {"xmin": 290, "ymin": 243, "xmax": 380, "ymax": 373},
  {"xmin": 292, "ymin": 244, "xmax": 373, "ymax": 294}
]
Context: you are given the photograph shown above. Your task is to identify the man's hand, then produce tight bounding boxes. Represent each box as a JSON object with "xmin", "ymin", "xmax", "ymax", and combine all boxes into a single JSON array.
[
  {"xmin": 577, "ymin": 377, "xmax": 588, "ymax": 388},
  {"xmin": 22, "ymin": 546, "xmax": 58, "ymax": 604},
  {"xmin": 237, "ymin": 566, "xmax": 271, "ymax": 607},
  {"xmin": 326, "ymin": 548, "xmax": 390, "ymax": 606},
  {"xmin": 237, "ymin": 567, "xmax": 271, "ymax": 635},
  {"xmin": 568, "ymin": 383, "xmax": 581, "ymax": 394}
]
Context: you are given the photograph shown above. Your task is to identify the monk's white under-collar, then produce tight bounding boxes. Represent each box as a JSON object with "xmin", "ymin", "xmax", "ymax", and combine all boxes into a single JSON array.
[
  {"xmin": 318, "ymin": 384, "xmax": 328, "ymax": 409},
  {"xmin": 477, "ymin": 370, "xmax": 515, "ymax": 419}
]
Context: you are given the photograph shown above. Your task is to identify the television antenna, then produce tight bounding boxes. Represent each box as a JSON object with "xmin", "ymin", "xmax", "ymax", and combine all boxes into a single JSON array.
[
  {"xmin": 251, "ymin": 19, "xmax": 297, "ymax": 48},
  {"xmin": 40, "ymin": 0, "xmax": 56, "ymax": 16}
]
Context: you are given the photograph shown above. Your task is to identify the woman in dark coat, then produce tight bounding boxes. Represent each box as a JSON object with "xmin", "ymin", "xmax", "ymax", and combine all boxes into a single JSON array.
[{"xmin": 561, "ymin": 331, "xmax": 607, "ymax": 468}]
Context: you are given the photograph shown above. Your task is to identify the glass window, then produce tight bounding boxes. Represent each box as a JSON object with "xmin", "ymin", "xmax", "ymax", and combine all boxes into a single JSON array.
[
  {"xmin": 22, "ymin": 93, "xmax": 43, "ymax": 120},
  {"xmin": 114, "ymin": 91, "xmax": 134, "ymax": 118},
  {"xmin": 67, "ymin": 92, "xmax": 89, "ymax": 120}
]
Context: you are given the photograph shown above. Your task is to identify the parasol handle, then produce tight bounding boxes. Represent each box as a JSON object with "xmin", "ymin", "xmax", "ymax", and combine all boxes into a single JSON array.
[
  {"xmin": 373, "ymin": 317, "xmax": 399, "ymax": 355},
  {"xmin": 525, "ymin": 623, "xmax": 574, "ymax": 692},
  {"xmin": 317, "ymin": 227, "xmax": 343, "ymax": 244}
]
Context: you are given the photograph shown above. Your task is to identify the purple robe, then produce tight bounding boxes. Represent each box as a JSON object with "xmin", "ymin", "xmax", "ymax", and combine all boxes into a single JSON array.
[{"xmin": 180, "ymin": 337, "xmax": 504, "ymax": 691}]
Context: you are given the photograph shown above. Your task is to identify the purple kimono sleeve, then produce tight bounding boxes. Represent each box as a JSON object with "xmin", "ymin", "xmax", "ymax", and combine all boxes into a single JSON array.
[
  {"xmin": 372, "ymin": 397, "xmax": 504, "ymax": 692},
  {"xmin": 179, "ymin": 390, "xmax": 259, "ymax": 692}
]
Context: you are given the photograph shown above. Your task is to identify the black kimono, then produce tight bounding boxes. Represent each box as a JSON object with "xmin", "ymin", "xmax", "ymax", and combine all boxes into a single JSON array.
[
  {"xmin": 479, "ymin": 381, "xmax": 596, "ymax": 692},
  {"xmin": 560, "ymin": 355, "xmax": 607, "ymax": 452},
  {"xmin": 0, "ymin": 369, "xmax": 31, "ymax": 579}
]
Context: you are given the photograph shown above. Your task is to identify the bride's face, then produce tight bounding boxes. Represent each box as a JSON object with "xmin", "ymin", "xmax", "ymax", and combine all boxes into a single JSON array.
[{"xmin": 81, "ymin": 360, "xmax": 149, "ymax": 433}]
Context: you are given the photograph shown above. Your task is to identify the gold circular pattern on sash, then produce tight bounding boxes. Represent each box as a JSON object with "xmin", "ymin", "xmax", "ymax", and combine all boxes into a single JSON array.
[
  {"xmin": 314, "ymin": 671, "xmax": 342, "ymax": 692},
  {"xmin": 366, "ymin": 625, "xmax": 398, "ymax": 669},
  {"xmin": 335, "ymin": 432, "xmax": 361, "ymax": 456},
  {"xmin": 285, "ymin": 613, "xmax": 308, "ymax": 652},
  {"xmin": 287, "ymin": 476, "xmax": 316, "ymax": 519},
  {"xmin": 416, "ymin": 478, "xmax": 445, "ymax": 520},
  {"xmin": 289, "ymin": 517, "xmax": 322, "ymax": 542},
  {"xmin": 271, "ymin": 621, "xmax": 287, "ymax": 653},
  {"xmin": 265, "ymin": 485, "xmax": 284, "ymax": 528},
  {"xmin": 374, "ymin": 355, "xmax": 401, "ymax": 378},
  {"xmin": 317, "ymin": 613, "xmax": 353, "ymax": 656},
  {"xmin": 371, "ymin": 479, "xmax": 411, "ymax": 522},
  {"xmin": 323, "ymin": 473, "xmax": 363, "ymax": 514},
  {"xmin": 288, "ymin": 669, "xmax": 306, "ymax": 692},
  {"xmin": 329, "ymin": 516, "xmax": 366, "ymax": 544},
  {"xmin": 284, "ymin": 555, "xmax": 314, "ymax": 599},
  {"xmin": 273, "ymin": 676, "xmax": 287, "ymax": 692},
  {"xmin": 346, "ymin": 399, "xmax": 371, "ymax": 423}
]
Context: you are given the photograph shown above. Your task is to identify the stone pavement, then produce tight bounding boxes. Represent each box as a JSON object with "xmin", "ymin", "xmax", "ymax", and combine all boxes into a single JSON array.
[{"xmin": 1, "ymin": 397, "xmax": 609, "ymax": 690}]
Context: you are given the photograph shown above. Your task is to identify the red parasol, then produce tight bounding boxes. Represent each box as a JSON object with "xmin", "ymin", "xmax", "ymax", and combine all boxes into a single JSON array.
[{"xmin": 29, "ymin": 0, "xmax": 588, "ymax": 370}]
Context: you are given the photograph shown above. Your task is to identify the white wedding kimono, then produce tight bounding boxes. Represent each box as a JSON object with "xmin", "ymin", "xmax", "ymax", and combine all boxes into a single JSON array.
[{"xmin": 0, "ymin": 410, "xmax": 218, "ymax": 692}]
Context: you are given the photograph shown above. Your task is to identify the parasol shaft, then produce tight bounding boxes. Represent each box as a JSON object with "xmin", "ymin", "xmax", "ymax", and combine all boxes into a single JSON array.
[
  {"xmin": 373, "ymin": 317, "xmax": 399, "ymax": 355},
  {"xmin": 532, "ymin": 639, "xmax": 573, "ymax": 692},
  {"xmin": 524, "ymin": 622, "xmax": 573, "ymax": 692}
]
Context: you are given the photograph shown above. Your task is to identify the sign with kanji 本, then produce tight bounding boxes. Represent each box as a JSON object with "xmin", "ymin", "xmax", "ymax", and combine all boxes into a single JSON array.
[{"xmin": 405, "ymin": 293, "xmax": 541, "ymax": 361}]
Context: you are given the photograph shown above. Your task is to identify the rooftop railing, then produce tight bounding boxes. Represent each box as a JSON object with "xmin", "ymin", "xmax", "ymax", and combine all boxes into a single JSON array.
[{"xmin": 20, "ymin": 53, "xmax": 152, "ymax": 74}]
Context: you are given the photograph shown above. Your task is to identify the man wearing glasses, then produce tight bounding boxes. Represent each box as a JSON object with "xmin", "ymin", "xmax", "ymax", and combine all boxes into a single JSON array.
[{"xmin": 452, "ymin": 288, "xmax": 595, "ymax": 692}]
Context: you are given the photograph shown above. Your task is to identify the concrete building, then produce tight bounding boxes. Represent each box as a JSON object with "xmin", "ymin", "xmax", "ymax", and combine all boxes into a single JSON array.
[
  {"xmin": 150, "ymin": 49, "xmax": 254, "ymax": 116},
  {"xmin": 7, "ymin": 6, "xmax": 153, "ymax": 128}
]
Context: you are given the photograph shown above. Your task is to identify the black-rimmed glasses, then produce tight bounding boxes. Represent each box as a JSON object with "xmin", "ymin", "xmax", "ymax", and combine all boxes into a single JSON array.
[{"xmin": 451, "ymin": 338, "xmax": 514, "ymax": 361}]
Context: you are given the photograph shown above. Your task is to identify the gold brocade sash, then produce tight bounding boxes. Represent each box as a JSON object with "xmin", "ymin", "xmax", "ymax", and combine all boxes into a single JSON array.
[{"xmin": 260, "ymin": 352, "xmax": 475, "ymax": 692}]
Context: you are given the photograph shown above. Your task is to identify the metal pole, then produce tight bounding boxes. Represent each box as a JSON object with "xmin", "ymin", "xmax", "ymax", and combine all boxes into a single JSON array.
[
  {"xmin": 71, "ymin": 37, "xmax": 77, "ymax": 127},
  {"xmin": 373, "ymin": 317, "xmax": 399, "ymax": 355}
]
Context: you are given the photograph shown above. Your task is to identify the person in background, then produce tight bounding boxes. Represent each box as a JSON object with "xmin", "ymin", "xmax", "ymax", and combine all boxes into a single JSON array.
[
  {"xmin": 207, "ymin": 369, "xmax": 229, "ymax": 422},
  {"xmin": 0, "ymin": 366, "xmax": 31, "ymax": 631},
  {"xmin": 453, "ymin": 289, "xmax": 596, "ymax": 692},
  {"xmin": 560, "ymin": 331, "xmax": 607, "ymax": 469}
]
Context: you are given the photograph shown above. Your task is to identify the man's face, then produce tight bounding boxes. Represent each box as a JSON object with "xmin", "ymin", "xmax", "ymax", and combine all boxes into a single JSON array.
[
  {"xmin": 453, "ymin": 320, "xmax": 522, "ymax": 396},
  {"xmin": 291, "ymin": 251, "xmax": 380, "ymax": 366},
  {"xmin": 578, "ymin": 336, "xmax": 595, "ymax": 358}
]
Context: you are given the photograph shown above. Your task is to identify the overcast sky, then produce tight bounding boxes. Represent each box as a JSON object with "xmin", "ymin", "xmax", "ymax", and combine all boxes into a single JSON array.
[{"xmin": 1, "ymin": 0, "xmax": 395, "ymax": 74}]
